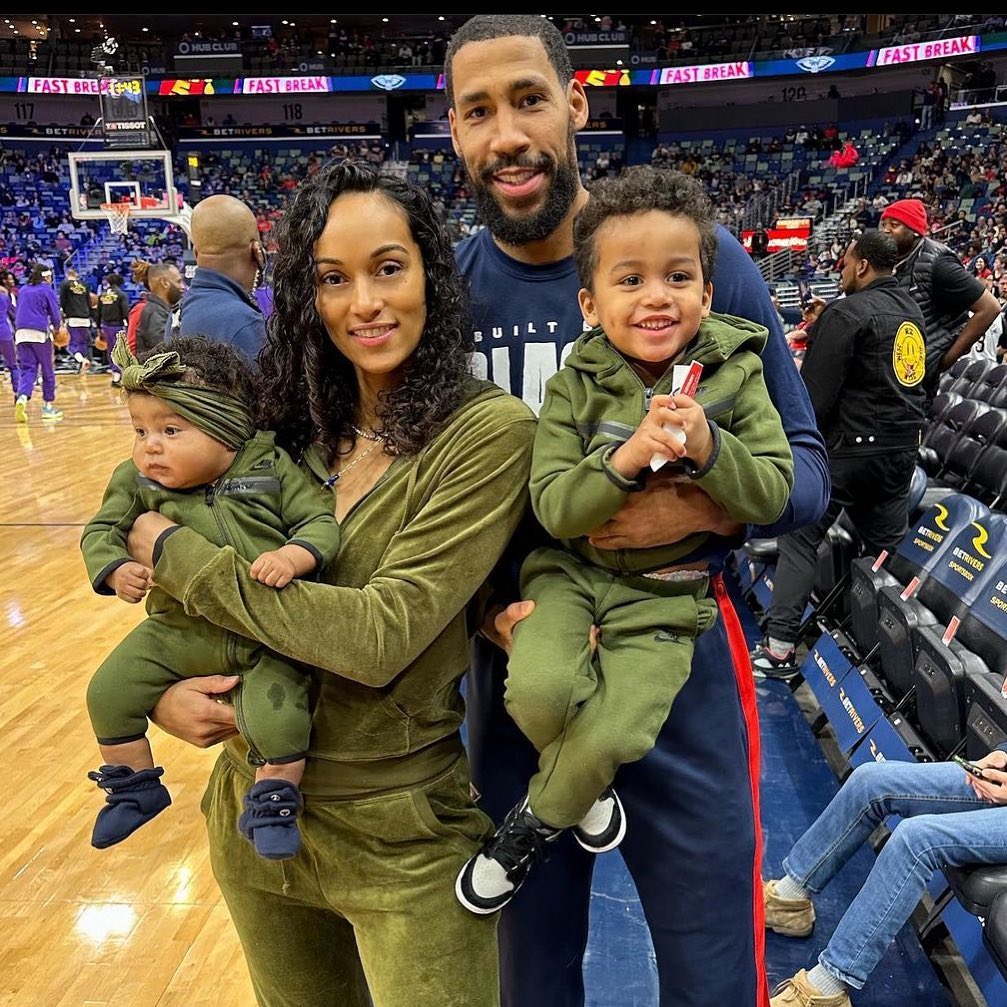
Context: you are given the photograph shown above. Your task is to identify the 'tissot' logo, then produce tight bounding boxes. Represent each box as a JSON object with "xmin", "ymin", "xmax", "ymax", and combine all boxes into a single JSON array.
[
  {"xmin": 371, "ymin": 74, "xmax": 406, "ymax": 91},
  {"xmin": 795, "ymin": 55, "xmax": 836, "ymax": 73}
]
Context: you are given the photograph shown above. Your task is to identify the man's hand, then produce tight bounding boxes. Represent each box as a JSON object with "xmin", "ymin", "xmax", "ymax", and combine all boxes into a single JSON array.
[
  {"xmin": 967, "ymin": 749, "xmax": 1007, "ymax": 804},
  {"xmin": 151, "ymin": 676, "xmax": 240, "ymax": 748},
  {"xmin": 588, "ymin": 478, "xmax": 740, "ymax": 551},
  {"xmin": 480, "ymin": 599, "xmax": 598, "ymax": 657},
  {"xmin": 480, "ymin": 600, "xmax": 535, "ymax": 655},
  {"xmin": 108, "ymin": 561, "xmax": 152, "ymax": 603},
  {"xmin": 127, "ymin": 511, "xmax": 179, "ymax": 568}
]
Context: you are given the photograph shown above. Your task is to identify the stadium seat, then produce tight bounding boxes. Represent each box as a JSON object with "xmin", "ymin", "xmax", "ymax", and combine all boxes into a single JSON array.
[
  {"xmin": 876, "ymin": 496, "xmax": 992, "ymax": 700},
  {"xmin": 912, "ymin": 513, "xmax": 1007, "ymax": 755},
  {"xmin": 849, "ymin": 494, "xmax": 987, "ymax": 657},
  {"xmin": 919, "ymin": 399, "xmax": 986, "ymax": 478},
  {"xmin": 933, "ymin": 407, "xmax": 1007, "ymax": 491}
]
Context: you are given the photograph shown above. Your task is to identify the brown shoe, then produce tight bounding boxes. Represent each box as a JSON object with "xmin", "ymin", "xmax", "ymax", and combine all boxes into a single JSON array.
[
  {"xmin": 770, "ymin": 969, "xmax": 852, "ymax": 1006},
  {"xmin": 764, "ymin": 878, "xmax": 815, "ymax": 937}
]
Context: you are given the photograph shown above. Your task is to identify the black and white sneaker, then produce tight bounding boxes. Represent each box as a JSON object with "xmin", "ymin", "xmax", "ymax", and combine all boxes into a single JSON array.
[
  {"xmin": 455, "ymin": 798, "xmax": 563, "ymax": 915},
  {"xmin": 750, "ymin": 641, "xmax": 800, "ymax": 680},
  {"xmin": 573, "ymin": 786, "xmax": 626, "ymax": 853}
]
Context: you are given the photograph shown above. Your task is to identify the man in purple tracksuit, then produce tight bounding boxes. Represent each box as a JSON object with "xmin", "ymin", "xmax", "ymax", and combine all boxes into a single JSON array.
[{"xmin": 13, "ymin": 263, "xmax": 63, "ymax": 422}]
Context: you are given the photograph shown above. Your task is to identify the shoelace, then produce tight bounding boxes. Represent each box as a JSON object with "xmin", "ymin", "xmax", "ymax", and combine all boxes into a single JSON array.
[{"xmin": 486, "ymin": 808, "xmax": 556, "ymax": 875}]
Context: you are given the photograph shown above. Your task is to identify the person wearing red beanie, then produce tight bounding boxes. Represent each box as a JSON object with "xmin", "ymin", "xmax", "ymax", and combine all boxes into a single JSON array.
[
  {"xmin": 880, "ymin": 198, "xmax": 1001, "ymax": 396},
  {"xmin": 880, "ymin": 198, "xmax": 928, "ymax": 236}
]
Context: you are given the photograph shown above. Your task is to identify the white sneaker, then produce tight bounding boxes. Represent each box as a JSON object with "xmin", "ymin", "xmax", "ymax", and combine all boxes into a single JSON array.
[{"xmin": 573, "ymin": 787, "xmax": 626, "ymax": 853}]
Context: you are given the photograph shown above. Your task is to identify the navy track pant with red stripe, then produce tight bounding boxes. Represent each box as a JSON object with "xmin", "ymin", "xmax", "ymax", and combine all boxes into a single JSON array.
[{"xmin": 466, "ymin": 574, "xmax": 768, "ymax": 1007}]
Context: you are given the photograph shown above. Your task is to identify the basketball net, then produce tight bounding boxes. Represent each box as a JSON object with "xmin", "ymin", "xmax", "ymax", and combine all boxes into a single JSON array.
[{"xmin": 101, "ymin": 202, "xmax": 131, "ymax": 236}]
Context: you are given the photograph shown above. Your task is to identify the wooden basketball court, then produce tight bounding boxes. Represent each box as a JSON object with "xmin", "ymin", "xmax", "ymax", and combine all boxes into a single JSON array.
[{"xmin": 1, "ymin": 372, "xmax": 254, "ymax": 1006}]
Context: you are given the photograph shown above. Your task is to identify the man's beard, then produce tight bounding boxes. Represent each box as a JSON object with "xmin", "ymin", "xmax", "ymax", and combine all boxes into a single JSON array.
[{"xmin": 468, "ymin": 147, "xmax": 580, "ymax": 247}]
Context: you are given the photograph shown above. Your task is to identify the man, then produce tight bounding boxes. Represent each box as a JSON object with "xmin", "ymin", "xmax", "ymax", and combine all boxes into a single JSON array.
[
  {"xmin": 58, "ymin": 265, "xmax": 95, "ymax": 373},
  {"xmin": 750, "ymin": 230, "xmax": 928, "ymax": 676},
  {"xmin": 169, "ymin": 194, "xmax": 267, "ymax": 360},
  {"xmin": 134, "ymin": 261, "xmax": 184, "ymax": 356},
  {"xmin": 879, "ymin": 197, "xmax": 1000, "ymax": 399},
  {"xmin": 446, "ymin": 15, "xmax": 829, "ymax": 1007}
]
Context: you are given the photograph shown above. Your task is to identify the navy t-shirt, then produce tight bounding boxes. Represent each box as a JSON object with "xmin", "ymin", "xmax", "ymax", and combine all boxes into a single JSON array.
[{"xmin": 455, "ymin": 223, "xmax": 829, "ymax": 538}]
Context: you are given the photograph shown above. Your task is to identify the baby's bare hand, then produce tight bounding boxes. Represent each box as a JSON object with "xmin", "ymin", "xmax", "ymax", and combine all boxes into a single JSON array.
[
  {"xmin": 250, "ymin": 550, "xmax": 296, "ymax": 588},
  {"xmin": 110, "ymin": 561, "xmax": 152, "ymax": 603}
]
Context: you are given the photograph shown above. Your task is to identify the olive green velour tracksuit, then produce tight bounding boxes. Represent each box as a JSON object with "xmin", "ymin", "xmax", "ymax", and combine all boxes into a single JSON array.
[
  {"xmin": 81, "ymin": 430, "xmax": 341, "ymax": 764},
  {"xmin": 149, "ymin": 380, "xmax": 536, "ymax": 1007},
  {"xmin": 507, "ymin": 315, "xmax": 794, "ymax": 828}
]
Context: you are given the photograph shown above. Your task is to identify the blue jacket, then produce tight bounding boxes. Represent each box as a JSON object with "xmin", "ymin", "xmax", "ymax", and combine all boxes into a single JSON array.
[{"xmin": 168, "ymin": 266, "xmax": 266, "ymax": 361}]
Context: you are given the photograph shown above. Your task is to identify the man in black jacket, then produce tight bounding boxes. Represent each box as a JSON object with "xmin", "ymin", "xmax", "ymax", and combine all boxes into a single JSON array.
[
  {"xmin": 752, "ymin": 229, "xmax": 927, "ymax": 676},
  {"xmin": 58, "ymin": 266, "xmax": 95, "ymax": 372},
  {"xmin": 134, "ymin": 262, "xmax": 184, "ymax": 356}
]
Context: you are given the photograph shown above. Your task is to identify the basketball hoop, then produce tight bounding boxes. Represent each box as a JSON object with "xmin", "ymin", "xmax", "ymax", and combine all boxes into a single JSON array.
[{"xmin": 100, "ymin": 202, "xmax": 132, "ymax": 236}]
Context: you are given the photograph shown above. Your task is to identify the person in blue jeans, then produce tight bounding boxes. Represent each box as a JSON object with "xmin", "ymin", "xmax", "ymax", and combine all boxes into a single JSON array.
[
  {"xmin": 765, "ymin": 752, "xmax": 1007, "ymax": 1006},
  {"xmin": 446, "ymin": 15, "xmax": 830, "ymax": 1007}
]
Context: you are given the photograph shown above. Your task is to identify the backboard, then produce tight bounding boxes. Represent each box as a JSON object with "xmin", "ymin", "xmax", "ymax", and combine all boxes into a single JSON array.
[{"xmin": 67, "ymin": 149, "xmax": 179, "ymax": 222}]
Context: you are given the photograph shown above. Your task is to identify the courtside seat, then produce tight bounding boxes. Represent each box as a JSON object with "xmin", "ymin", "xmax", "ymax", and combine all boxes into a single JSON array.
[
  {"xmin": 877, "ymin": 498, "xmax": 993, "ymax": 700},
  {"xmin": 919, "ymin": 400, "xmax": 986, "ymax": 478},
  {"xmin": 912, "ymin": 513, "xmax": 1007, "ymax": 755},
  {"xmin": 984, "ymin": 889, "xmax": 1007, "ymax": 982},
  {"xmin": 948, "ymin": 359, "xmax": 995, "ymax": 399},
  {"xmin": 849, "ymin": 494, "xmax": 988, "ymax": 657},
  {"xmin": 971, "ymin": 362, "xmax": 1007, "ymax": 404},
  {"xmin": 933, "ymin": 407, "xmax": 1007, "ymax": 491},
  {"xmin": 963, "ymin": 444, "xmax": 1007, "ymax": 509}
]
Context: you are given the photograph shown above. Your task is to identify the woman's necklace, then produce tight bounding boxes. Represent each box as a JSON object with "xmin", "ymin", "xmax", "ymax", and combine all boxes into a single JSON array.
[
  {"xmin": 325, "ymin": 436, "xmax": 383, "ymax": 487},
  {"xmin": 350, "ymin": 423, "xmax": 383, "ymax": 442}
]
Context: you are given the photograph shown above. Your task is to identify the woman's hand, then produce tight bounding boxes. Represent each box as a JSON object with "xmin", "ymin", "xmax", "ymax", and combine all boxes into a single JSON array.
[
  {"xmin": 151, "ymin": 676, "xmax": 240, "ymax": 748},
  {"xmin": 126, "ymin": 511, "xmax": 179, "ymax": 568}
]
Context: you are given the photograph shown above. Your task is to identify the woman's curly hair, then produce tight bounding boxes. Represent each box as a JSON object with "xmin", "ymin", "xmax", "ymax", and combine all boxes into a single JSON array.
[{"xmin": 257, "ymin": 159, "xmax": 472, "ymax": 463}]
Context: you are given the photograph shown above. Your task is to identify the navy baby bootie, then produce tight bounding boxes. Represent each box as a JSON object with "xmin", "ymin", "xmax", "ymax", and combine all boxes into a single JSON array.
[
  {"xmin": 238, "ymin": 779, "xmax": 303, "ymax": 861},
  {"xmin": 88, "ymin": 764, "xmax": 172, "ymax": 849}
]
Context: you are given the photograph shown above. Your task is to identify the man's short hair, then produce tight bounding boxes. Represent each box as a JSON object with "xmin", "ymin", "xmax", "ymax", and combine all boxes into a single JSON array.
[
  {"xmin": 849, "ymin": 229, "xmax": 899, "ymax": 273},
  {"xmin": 445, "ymin": 15, "xmax": 573, "ymax": 108}
]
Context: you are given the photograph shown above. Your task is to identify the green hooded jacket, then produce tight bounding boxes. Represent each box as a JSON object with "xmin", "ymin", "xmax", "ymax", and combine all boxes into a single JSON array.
[
  {"xmin": 81, "ymin": 429, "xmax": 342, "ymax": 601},
  {"xmin": 532, "ymin": 311, "xmax": 794, "ymax": 575}
]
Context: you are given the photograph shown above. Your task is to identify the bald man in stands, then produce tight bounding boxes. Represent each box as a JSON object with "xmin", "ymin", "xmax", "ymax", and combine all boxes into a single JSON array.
[{"xmin": 168, "ymin": 194, "xmax": 268, "ymax": 360}]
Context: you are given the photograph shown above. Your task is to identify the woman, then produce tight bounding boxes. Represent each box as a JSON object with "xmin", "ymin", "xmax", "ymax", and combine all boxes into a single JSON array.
[{"xmin": 124, "ymin": 160, "xmax": 536, "ymax": 1007}]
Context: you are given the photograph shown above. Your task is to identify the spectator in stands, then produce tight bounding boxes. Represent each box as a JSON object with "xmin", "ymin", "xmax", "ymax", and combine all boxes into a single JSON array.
[
  {"xmin": 750, "ymin": 222, "xmax": 771, "ymax": 258},
  {"xmin": 828, "ymin": 139, "xmax": 859, "ymax": 170},
  {"xmin": 444, "ymin": 14, "xmax": 829, "ymax": 1007},
  {"xmin": 12, "ymin": 264, "xmax": 62, "ymax": 423},
  {"xmin": 765, "ymin": 750, "xmax": 1007, "ymax": 1007},
  {"xmin": 880, "ymin": 198, "xmax": 1001, "ymax": 401},
  {"xmin": 751, "ymin": 231, "xmax": 927, "ymax": 677},
  {"xmin": 59, "ymin": 266, "xmax": 95, "ymax": 373},
  {"xmin": 171, "ymin": 195, "xmax": 267, "ymax": 361},
  {"xmin": 131, "ymin": 260, "xmax": 184, "ymax": 356}
]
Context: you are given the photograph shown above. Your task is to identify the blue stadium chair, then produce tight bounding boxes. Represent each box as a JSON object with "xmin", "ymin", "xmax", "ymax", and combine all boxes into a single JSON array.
[
  {"xmin": 912, "ymin": 512, "xmax": 1007, "ymax": 755},
  {"xmin": 876, "ymin": 495, "xmax": 992, "ymax": 701}
]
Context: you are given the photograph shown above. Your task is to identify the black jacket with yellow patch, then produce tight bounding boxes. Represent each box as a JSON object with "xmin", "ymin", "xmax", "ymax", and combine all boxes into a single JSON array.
[{"xmin": 801, "ymin": 276, "xmax": 927, "ymax": 456}]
